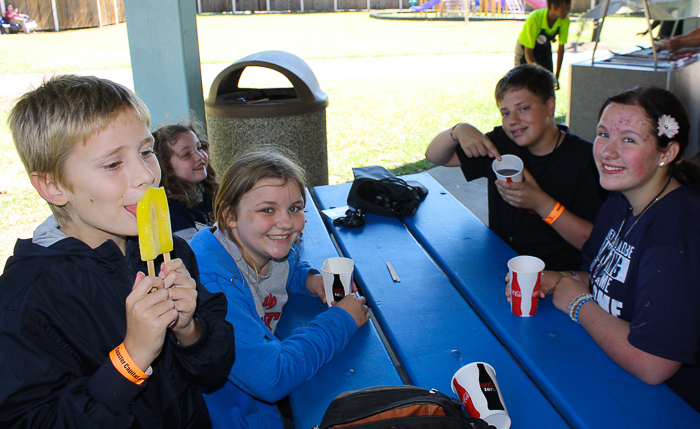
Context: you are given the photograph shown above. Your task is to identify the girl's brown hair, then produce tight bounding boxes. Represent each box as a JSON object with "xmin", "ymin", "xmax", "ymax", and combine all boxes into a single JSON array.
[
  {"xmin": 152, "ymin": 117, "xmax": 217, "ymax": 209},
  {"xmin": 214, "ymin": 149, "xmax": 307, "ymax": 273}
]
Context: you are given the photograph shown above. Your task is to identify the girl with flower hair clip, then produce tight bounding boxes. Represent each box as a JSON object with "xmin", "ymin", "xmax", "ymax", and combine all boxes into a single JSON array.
[{"xmin": 526, "ymin": 86, "xmax": 700, "ymax": 411}]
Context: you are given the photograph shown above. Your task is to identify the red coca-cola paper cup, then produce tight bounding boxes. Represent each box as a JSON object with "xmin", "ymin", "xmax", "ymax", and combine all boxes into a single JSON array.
[
  {"xmin": 451, "ymin": 362, "xmax": 511, "ymax": 429},
  {"xmin": 508, "ymin": 255, "xmax": 545, "ymax": 317},
  {"xmin": 321, "ymin": 257, "xmax": 354, "ymax": 307}
]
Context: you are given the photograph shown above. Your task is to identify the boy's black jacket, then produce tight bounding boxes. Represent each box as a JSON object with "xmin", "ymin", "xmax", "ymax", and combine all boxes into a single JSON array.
[{"xmin": 0, "ymin": 232, "xmax": 235, "ymax": 428}]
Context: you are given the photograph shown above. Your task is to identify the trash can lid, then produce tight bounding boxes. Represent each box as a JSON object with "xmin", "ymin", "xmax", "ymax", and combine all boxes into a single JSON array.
[{"xmin": 205, "ymin": 50, "xmax": 329, "ymax": 118}]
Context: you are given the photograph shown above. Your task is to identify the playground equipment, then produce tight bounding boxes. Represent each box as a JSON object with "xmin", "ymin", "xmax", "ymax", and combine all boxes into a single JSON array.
[{"xmin": 409, "ymin": 0, "xmax": 529, "ymax": 18}]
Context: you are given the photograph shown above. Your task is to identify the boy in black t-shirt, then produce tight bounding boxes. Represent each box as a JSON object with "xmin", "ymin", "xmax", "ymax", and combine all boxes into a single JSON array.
[{"xmin": 426, "ymin": 64, "xmax": 606, "ymax": 271}]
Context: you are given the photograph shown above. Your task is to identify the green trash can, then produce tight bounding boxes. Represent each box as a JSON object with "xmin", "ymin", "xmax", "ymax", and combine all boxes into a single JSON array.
[{"xmin": 205, "ymin": 50, "xmax": 330, "ymax": 187}]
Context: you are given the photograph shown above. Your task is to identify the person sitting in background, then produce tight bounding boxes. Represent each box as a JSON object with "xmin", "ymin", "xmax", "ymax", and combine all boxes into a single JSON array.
[
  {"xmin": 5, "ymin": 4, "xmax": 36, "ymax": 34},
  {"xmin": 426, "ymin": 64, "xmax": 607, "ymax": 271},
  {"xmin": 152, "ymin": 119, "xmax": 217, "ymax": 241},
  {"xmin": 521, "ymin": 87, "xmax": 700, "ymax": 412}
]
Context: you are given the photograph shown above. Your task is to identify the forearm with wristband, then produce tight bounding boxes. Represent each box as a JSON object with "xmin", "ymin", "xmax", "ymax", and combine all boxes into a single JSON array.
[{"xmin": 109, "ymin": 343, "xmax": 152, "ymax": 385}]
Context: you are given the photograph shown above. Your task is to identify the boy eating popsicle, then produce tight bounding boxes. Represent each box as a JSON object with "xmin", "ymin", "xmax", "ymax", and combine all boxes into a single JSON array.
[{"xmin": 0, "ymin": 75, "xmax": 235, "ymax": 427}]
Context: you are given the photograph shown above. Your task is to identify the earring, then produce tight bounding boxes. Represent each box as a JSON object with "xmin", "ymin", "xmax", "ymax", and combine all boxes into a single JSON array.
[{"xmin": 659, "ymin": 161, "xmax": 666, "ymax": 167}]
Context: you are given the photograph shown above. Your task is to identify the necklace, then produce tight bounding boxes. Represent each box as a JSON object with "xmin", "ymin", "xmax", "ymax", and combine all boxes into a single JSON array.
[
  {"xmin": 506, "ymin": 128, "xmax": 564, "ymax": 243},
  {"xmin": 590, "ymin": 176, "xmax": 672, "ymax": 281}
]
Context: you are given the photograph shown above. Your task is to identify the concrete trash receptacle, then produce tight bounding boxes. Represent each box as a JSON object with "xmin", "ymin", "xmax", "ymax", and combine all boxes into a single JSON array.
[{"xmin": 205, "ymin": 50, "xmax": 329, "ymax": 186}]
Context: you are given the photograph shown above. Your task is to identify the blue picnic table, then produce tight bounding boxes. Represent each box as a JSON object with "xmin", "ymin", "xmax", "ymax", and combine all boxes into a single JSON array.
[{"xmin": 275, "ymin": 174, "xmax": 700, "ymax": 429}]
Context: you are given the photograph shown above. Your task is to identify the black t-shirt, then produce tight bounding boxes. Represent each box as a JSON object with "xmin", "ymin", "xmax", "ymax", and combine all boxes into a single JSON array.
[{"xmin": 456, "ymin": 125, "xmax": 607, "ymax": 271}]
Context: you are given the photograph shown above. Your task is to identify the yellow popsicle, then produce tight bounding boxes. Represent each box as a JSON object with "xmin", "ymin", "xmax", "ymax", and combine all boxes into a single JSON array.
[{"xmin": 137, "ymin": 187, "xmax": 173, "ymax": 277}]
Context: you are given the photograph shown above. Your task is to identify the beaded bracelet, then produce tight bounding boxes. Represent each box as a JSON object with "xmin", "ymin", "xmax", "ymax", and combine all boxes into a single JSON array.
[
  {"xmin": 450, "ymin": 123, "xmax": 462, "ymax": 143},
  {"xmin": 543, "ymin": 202, "xmax": 565, "ymax": 225},
  {"xmin": 574, "ymin": 297, "xmax": 595, "ymax": 324},
  {"xmin": 109, "ymin": 342, "xmax": 152, "ymax": 385},
  {"xmin": 567, "ymin": 292, "xmax": 594, "ymax": 323}
]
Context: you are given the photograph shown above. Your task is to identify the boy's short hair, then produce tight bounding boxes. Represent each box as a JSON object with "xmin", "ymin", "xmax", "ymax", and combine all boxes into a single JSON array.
[
  {"xmin": 8, "ymin": 75, "xmax": 150, "ymax": 225},
  {"xmin": 547, "ymin": 0, "xmax": 571, "ymax": 8},
  {"xmin": 494, "ymin": 64, "xmax": 556, "ymax": 106}
]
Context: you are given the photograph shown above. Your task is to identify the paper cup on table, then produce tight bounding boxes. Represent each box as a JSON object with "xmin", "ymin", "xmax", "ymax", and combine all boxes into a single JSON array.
[
  {"xmin": 492, "ymin": 154, "xmax": 523, "ymax": 183},
  {"xmin": 452, "ymin": 362, "xmax": 511, "ymax": 429},
  {"xmin": 508, "ymin": 255, "xmax": 545, "ymax": 317},
  {"xmin": 321, "ymin": 257, "xmax": 354, "ymax": 307}
]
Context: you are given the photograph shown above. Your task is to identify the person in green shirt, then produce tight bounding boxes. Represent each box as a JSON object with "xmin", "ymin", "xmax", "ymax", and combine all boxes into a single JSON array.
[{"xmin": 514, "ymin": 0, "xmax": 571, "ymax": 89}]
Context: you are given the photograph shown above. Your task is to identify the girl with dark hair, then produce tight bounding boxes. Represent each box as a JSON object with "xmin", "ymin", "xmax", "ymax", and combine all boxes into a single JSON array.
[
  {"xmin": 529, "ymin": 87, "xmax": 700, "ymax": 411},
  {"xmin": 152, "ymin": 119, "xmax": 217, "ymax": 240}
]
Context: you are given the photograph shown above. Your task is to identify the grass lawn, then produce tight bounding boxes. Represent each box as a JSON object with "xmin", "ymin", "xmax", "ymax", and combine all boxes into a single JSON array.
[{"xmin": 0, "ymin": 12, "xmax": 647, "ymax": 268}]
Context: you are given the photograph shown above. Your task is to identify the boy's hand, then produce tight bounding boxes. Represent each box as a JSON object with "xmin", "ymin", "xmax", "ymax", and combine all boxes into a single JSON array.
[
  {"xmin": 495, "ymin": 167, "xmax": 551, "ymax": 213},
  {"xmin": 124, "ymin": 272, "xmax": 179, "ymax": 372},
  {"xmin": 159, "ymin": 259, "xmax": 200, "ymax": 346},
  {"xmin": 334, "ymin": 294, "xmax": 370, "ymax": 328},
  {"xmin": 453, "ymin": 124, "xmax": 502, "ymax": 160}
]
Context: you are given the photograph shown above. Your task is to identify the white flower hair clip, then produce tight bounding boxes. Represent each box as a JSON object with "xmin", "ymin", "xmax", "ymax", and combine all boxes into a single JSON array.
[{"xmin": 658, "ymin": 115, "xmax": 679, "ymax": 139}]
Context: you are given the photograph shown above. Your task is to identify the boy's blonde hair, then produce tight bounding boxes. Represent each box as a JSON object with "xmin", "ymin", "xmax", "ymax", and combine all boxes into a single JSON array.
[
  {"xmin": 214, "ymin": 149, "xmax": 307, "ymax": 273},
  {"xmin": 8, "ymin": 75, "xmax": 151, "ymax": 225}
]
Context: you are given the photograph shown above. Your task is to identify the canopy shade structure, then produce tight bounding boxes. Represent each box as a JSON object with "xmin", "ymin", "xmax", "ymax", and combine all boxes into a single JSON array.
[{"xmin": 582, "ymin": 0, "xmax": 675, "ymax": 19}]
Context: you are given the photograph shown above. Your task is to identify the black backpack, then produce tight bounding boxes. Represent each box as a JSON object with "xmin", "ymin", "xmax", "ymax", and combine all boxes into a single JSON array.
[
  {"xmin": 346, "ymin": 166, "xmax": 427, "ymax": 218},
  {"xmin": 316, "ymin": 385, "xmax": 494, "ymax": 429}
]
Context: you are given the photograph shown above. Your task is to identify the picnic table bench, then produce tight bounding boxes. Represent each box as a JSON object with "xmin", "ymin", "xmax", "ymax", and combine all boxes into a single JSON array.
[{"xmin": 277, "ymin": 174, "xmax": 700, "ymax": 428}]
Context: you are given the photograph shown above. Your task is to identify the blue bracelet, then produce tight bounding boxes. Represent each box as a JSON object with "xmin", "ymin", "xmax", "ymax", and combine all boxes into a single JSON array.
[
  {"xmin": 574, "ymin": 297, "xmax": 594, "ymax": 324},
  {"xmin": 450, "ymin": 123, "xmax": 462, "ymax": 143}
]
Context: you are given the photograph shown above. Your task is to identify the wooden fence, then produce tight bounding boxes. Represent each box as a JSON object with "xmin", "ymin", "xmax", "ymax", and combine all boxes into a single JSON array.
[
  {"xmin": 6, "ymin": 0, "xmax": 125, "ymax": 31},
  {"xmin": 197, "ymin": 0, "xmax": 593, "ymax": 13},
  {"xmin": 6, "ymin": 0, "xmax": 595, "ymax": 31},
  {"xmin": 198, "ymin": 0, "xmax": 414, "ymax": 13}
]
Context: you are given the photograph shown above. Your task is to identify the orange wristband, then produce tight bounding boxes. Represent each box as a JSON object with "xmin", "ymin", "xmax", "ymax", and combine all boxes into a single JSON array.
[
  {"xmin": 109, "ymin": 343, "xmax": 150, "ymax": 385},
  {"xmin": 543, "ymin": 202, "xmax": 564, "ymax": 225}
]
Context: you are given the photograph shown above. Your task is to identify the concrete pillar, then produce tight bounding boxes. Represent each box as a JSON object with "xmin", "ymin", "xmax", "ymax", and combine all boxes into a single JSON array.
[{"xmin": 123, "ymin": 0, "xmax": 205, "ymax": 128}]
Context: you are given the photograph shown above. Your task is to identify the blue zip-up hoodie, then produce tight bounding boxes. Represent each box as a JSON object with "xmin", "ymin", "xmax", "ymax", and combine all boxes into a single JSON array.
[{"xmin": 189, "ymin": 227, "xmax": 357, "ymax": 428}]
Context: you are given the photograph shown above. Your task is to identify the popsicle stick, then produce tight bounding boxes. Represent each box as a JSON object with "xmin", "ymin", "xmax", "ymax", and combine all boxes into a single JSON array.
[
  {"xmin": 147, "ymin": 260, "xmax": 157, "ymax": 293},
  {"xmin": 386, "ymin": 261, "xmax": 400, "ymax": 282},
  {"xmin": 150, "ymin": 253, "xmax": 171, "ymax": 293}
]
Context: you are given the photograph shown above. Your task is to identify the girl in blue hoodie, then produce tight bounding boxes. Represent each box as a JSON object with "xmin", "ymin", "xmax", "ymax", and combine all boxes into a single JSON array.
[{"xmin": 189, "ymin": 150, "xmax": 369, "ymax": 428}]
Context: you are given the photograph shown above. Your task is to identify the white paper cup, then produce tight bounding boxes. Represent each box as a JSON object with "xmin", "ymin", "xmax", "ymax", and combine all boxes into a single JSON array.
[
  {"xmin": 492, "ymin": 155, "xmax": 523, "ymax": 183},
  {"xmin": 321, "ymin": 257, "xmax": 354, "ymax": 307},
  {"xmin": 451, "ymin": 362, "xmax": 511, "ymax": 429},
  {"xmin": 508, "ymin": 255, "xmax": 545, "ymax": 317}
]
